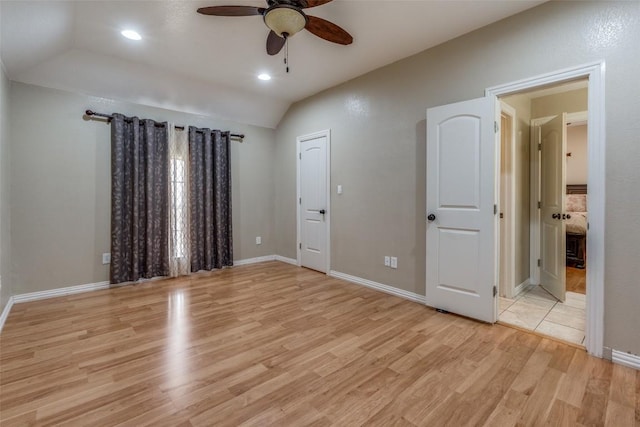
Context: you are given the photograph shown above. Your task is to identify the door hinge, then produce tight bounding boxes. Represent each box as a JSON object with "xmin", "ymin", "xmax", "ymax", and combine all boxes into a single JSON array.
[
  {"xmin": 537, "ymin": 259, "xmax": 541, "ymax": 267},
  {"xmin": 299, "ymin": 197, "xmax": 301, "ymax": 205},
  {"xmin": 538, "ymin": 201, "xmax": 541, "ymax": 209},
  {"xmin": 494, "ymin": 204, "xmax": 497, "ymax": 215},
  {"xmin": 538, "ymin": 143, "xmax": 542, "ymax": 151},
  {"xmin": 299, "ymin": 153, "xmax": 301, "ymax": 160},
  {"xmin": 493, "ymin": 286, "xmax": 497, "ymax": 297},
  {"xmin": 494, "ymin": 121, "xmax": 499, "ymax": 133},
  {"xmin": 299, "ymin": 243, "xmax": 302, "ymax": 249}
]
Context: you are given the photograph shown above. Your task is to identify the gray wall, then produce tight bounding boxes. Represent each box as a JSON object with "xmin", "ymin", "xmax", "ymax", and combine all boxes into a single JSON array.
[
  {"xmin": 274, "ymin": 1, "xmax": 640, "ymax": 355},
  {"xmin": 532, "ymin": 88, "xmax": 588, "ymax": 119},
  {"xmin": 9, "ymin": 82, "xmax": 276, "ymax": 294},
  {"xmin": 0, "ymin": 64, "xmax": 11, "ymax": 313}
]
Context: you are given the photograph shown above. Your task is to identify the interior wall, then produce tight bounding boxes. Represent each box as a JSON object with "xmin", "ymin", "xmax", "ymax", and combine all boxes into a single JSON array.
[
  {"xmin": 500, "ymin": 94, "xmax": 531, "ymax": 288},
  {"xmin": 0, "ymin": 62, "xmax": 12, "ymax": 313},
  {"xmin": 9, "ymin": 82, "xmax": 276, "ymax": 295},
  {"xmin": 274, "ymin": 1, "xmax": 640, "ymax": 355},
  {"xmin": 531, "ymin": 88, "xmax": 588, "ymax": 119},
  {"xmin": 566, "ymin": 125, "xmax": 588, "ymax": 185}
]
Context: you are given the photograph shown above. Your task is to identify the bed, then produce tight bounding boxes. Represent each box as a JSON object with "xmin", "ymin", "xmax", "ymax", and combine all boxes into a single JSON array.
[{"xmin": 566, "ymin": 184, "xmax": 587, "ymax": 268}]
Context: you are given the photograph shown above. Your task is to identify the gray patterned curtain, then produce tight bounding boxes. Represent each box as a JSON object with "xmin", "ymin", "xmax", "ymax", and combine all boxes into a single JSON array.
[
  {"xmin": 110, "ymin": 114, "xmax": 169, "ymax": 284},
  {"xmin": 189, "ymin": 127, "xmax": 233, "ymax": 271}
]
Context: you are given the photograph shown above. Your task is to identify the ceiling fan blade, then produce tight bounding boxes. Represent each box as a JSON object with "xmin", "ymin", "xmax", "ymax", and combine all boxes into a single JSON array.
[
  {"xmin": 197, "ymin": 6, "xmax": 265, "ymax": 16},
  {"xmin": 302, "ymin": 0, "xmax": 334, "ymax": 8},
  {"xmin": 266, "ymin": 30, "xmax": 286, "ymax": 55},
  {"xmin": 305, "ymin": 15, "xmax": 353, "ymax": 45}
]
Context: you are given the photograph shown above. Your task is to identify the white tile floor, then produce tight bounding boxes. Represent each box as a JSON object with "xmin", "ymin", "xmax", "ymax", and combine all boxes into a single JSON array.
[{"xmin": 498, "ymin": 284, "xmax": 586, "ymax": 345}]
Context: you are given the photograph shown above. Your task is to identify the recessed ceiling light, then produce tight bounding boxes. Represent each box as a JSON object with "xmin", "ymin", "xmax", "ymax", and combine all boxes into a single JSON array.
[
  {"xmin": 258, "ymin": 73, "xmax": 272, "ymax": 81},
  {"xmin": 121, "ymin": 30, "xmax": 142, "ymax": 41}
]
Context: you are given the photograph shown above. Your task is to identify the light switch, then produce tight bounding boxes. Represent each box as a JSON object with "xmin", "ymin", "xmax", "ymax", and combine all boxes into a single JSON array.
[
  {"xmin": 337, "ymin": 185, "xmax": 343, "ymax": 195},
  {"xmin": 390, "ymin": 257, "xmax": 398, "ymax": 269}
]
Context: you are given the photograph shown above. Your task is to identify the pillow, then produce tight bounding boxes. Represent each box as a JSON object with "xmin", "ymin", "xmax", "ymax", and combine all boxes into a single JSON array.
[{"xmin": 566, "ymin": 194, "xmax": 587, "ymax": 212}]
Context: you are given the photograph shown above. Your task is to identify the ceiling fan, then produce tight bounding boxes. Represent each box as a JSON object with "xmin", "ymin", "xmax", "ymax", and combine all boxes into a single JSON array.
[{"xmin": 197, "ymin": 0, "xmax": 353, "ymax": 56}]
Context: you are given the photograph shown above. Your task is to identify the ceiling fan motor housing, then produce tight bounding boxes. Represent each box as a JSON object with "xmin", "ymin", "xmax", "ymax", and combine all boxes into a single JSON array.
[
  {"xmin": 264, "ymin": 4, "xmax": 308, "ymax": 38},
  {"xmin": 267, "ymin": 0, "xmax": 309, "ymax": 7}
]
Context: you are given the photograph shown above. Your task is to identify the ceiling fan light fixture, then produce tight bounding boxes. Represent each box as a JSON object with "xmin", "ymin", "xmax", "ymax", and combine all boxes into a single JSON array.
[{"xmin": 264, "ymin": 6, "xmax": 307, "ymax": 37}]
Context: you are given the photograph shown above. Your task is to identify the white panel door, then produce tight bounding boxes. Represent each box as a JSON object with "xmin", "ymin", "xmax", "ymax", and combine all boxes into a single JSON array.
[
  {"xmin": 539, "ymin": 114, "xmax": 567, "ymax": 301},
  {"xmin": 299, "ymin": 134, "xmax": 328, "ymax": 272},
  {"xmin": 426, "ymin": 97, "xmax": 497, "ymax": 323}
]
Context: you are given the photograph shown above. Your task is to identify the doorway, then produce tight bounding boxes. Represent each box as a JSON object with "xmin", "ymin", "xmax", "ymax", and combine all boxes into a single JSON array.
[
  {"xmin": 296, "ymin": 130, "xmax": 331, "ymax": 273},
  {"xmin": 496, "ymin": 80, "xmax": 588, "ymax": 346},
  {"xmin": 424, "ymin": 61, "xmax": 604, "ymax": 356}
]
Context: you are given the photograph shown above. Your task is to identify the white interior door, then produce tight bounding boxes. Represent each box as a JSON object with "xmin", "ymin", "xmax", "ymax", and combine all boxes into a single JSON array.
[
  {"xmin": 426, "ymin": 97, "xmax": 497, "ymax": 323},
  {"xmin": 539, "ymin": 114, "xmax": 567, "ymax": 301},
  {"xmin": 298, "ymin": 132, "xmax": 329, "ymax": 273}
]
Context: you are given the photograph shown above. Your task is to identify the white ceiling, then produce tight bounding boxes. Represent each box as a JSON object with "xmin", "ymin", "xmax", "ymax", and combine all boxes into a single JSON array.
[{"xmin": 0, "ymin": 0, "xmax": 545, "ymax": 128}]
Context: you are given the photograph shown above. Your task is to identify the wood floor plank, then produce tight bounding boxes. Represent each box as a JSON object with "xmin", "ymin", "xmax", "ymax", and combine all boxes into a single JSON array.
[
  {"xmin": 636, "ymin": 369, "xmax": 640, "ymax": 425},
  {"xmin": 0, "ymin": 261, "xmax": 637, "ymax": 426}
]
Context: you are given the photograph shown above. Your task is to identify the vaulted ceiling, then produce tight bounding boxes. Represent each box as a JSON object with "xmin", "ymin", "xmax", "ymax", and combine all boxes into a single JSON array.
[{"xmin": 0, "ymin": 1, "xmax": 544, "ymax": 128}]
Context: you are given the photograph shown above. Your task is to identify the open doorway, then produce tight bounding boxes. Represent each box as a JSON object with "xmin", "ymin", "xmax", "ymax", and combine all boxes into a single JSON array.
[{"xmin": 496, "ymin": 79, "xmax": 588, "ymax": 346}]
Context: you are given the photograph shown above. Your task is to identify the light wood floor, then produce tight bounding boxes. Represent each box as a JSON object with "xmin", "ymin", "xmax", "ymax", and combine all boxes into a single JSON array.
[
  {"xmin": 1, "ymin": 262, "xmax": 637, "ymax": 426},
  {"xmin": 567, "ymin": 266, "xmax": 587, "ymax": 295}
]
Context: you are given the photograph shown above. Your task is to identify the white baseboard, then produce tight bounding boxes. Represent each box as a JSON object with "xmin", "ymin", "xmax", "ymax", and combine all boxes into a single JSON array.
[
  {"xmin": 2, "ymin": 255, "xmax": 296, "ymax": 315},
  {"xmin": 0, "ymin": 296, "xmax": 14, "ymax": 333},
  {"xmin": 234, "ymin": 255, "xmax": 298, "ymax": 267},
  {"xmin": 275, "ymin": 255, "xmax": 298, "ymax": 266},
  {"xmin": 612, "ymin": 349, "xmax": 640, "ymax": 370},
  {"xmin": 514, "ymin": 279, "xmax": 530, "ymax": 297},
  {"xmin": 12, "ymin": 281, "xmax": 111, "ymax": 304},
  {"xmin": 234, "ymin": 255, "xmax": 277, "ymax": 266},
  {"xmin": 329, "ymin": 270, "xmax": 425, "ymax": 304}
]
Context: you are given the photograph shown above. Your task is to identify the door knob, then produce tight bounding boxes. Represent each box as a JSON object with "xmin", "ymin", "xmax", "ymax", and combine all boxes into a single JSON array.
[
  {"xmin": 319, "ymin": 209, "xmax": 326, "ymax": 215},
  {"xmin": 552, "ymin": 213, "xmax": 561, "ymax": 219},
  {"xmin": 563, "ymin": 213, "xmax": 571, "ymax": 220},
  {"xmin": 427, "ymin": 213, "xmax": 436, "ymax": 222}
]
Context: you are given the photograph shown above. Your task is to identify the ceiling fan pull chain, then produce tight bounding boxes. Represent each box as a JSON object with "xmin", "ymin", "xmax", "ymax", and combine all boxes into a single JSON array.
[{"xmin": 285, "ymin": 36, "xmax": 289, "ymax": 73}]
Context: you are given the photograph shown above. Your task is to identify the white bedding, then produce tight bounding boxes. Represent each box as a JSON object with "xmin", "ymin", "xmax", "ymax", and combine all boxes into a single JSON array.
[{"xmin": 566, "ymin": 211, "xmax": 587, "ymax": 235}]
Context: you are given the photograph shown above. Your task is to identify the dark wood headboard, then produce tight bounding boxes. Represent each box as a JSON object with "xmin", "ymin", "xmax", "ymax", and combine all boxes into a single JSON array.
[{"xmin": 567, "ymin": 184, "xmax": 587, "ymax": 194}]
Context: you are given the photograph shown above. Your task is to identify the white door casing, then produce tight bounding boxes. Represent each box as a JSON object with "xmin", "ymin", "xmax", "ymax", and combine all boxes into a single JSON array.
[
  {"xmin": 486, "ymin": 61, "xmax": 605, "ymax": 357},
  {"xmin": 426, "ymin": 97, "xmax": 497, "ymax": 323},
  {"xmin": 499, "ymin": 102, "xmax": 517, "ymax": 299},
  {"xmin": 297, "ymin": 130, "xmax": 330, "ymax": 273},
  {"xmin": 539, "ymin": 114, "xmax": 567, "ymax": 302}
]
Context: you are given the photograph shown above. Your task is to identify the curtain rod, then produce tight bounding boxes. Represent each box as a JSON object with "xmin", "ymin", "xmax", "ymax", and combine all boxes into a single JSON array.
[{"xmin": 84, "ymin": 110, "xmax": 245, "ymax": 141}]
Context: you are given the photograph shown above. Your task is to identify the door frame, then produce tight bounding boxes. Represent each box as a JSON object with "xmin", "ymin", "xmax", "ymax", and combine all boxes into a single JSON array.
[
  {"xmin": 498, "ymin": 101, "xmax": 517, "ymax": 299},
  {"xmin": 296, "ymin": 129, "xmax": 331, "ymax": 273},
  {"xmin": 486, "ymin": 61, "xmax": 605, "ymax": 357}
]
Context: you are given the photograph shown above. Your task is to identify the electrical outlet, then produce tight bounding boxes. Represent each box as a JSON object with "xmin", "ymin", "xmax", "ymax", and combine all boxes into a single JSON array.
[
  {"xmin": 256, "ymin": 236, "xmax": 262, "ymax": 245},
  {"xmin": 384, "ymin": 256, "xmax": 390, "ymax": 267},
  {"xmin": 102, "ymin": 253, "xmax": 111, "ymax": 265},
  {"xmin": 390, "ymin": 257, "xmax": 398, "ymax": 269}
]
